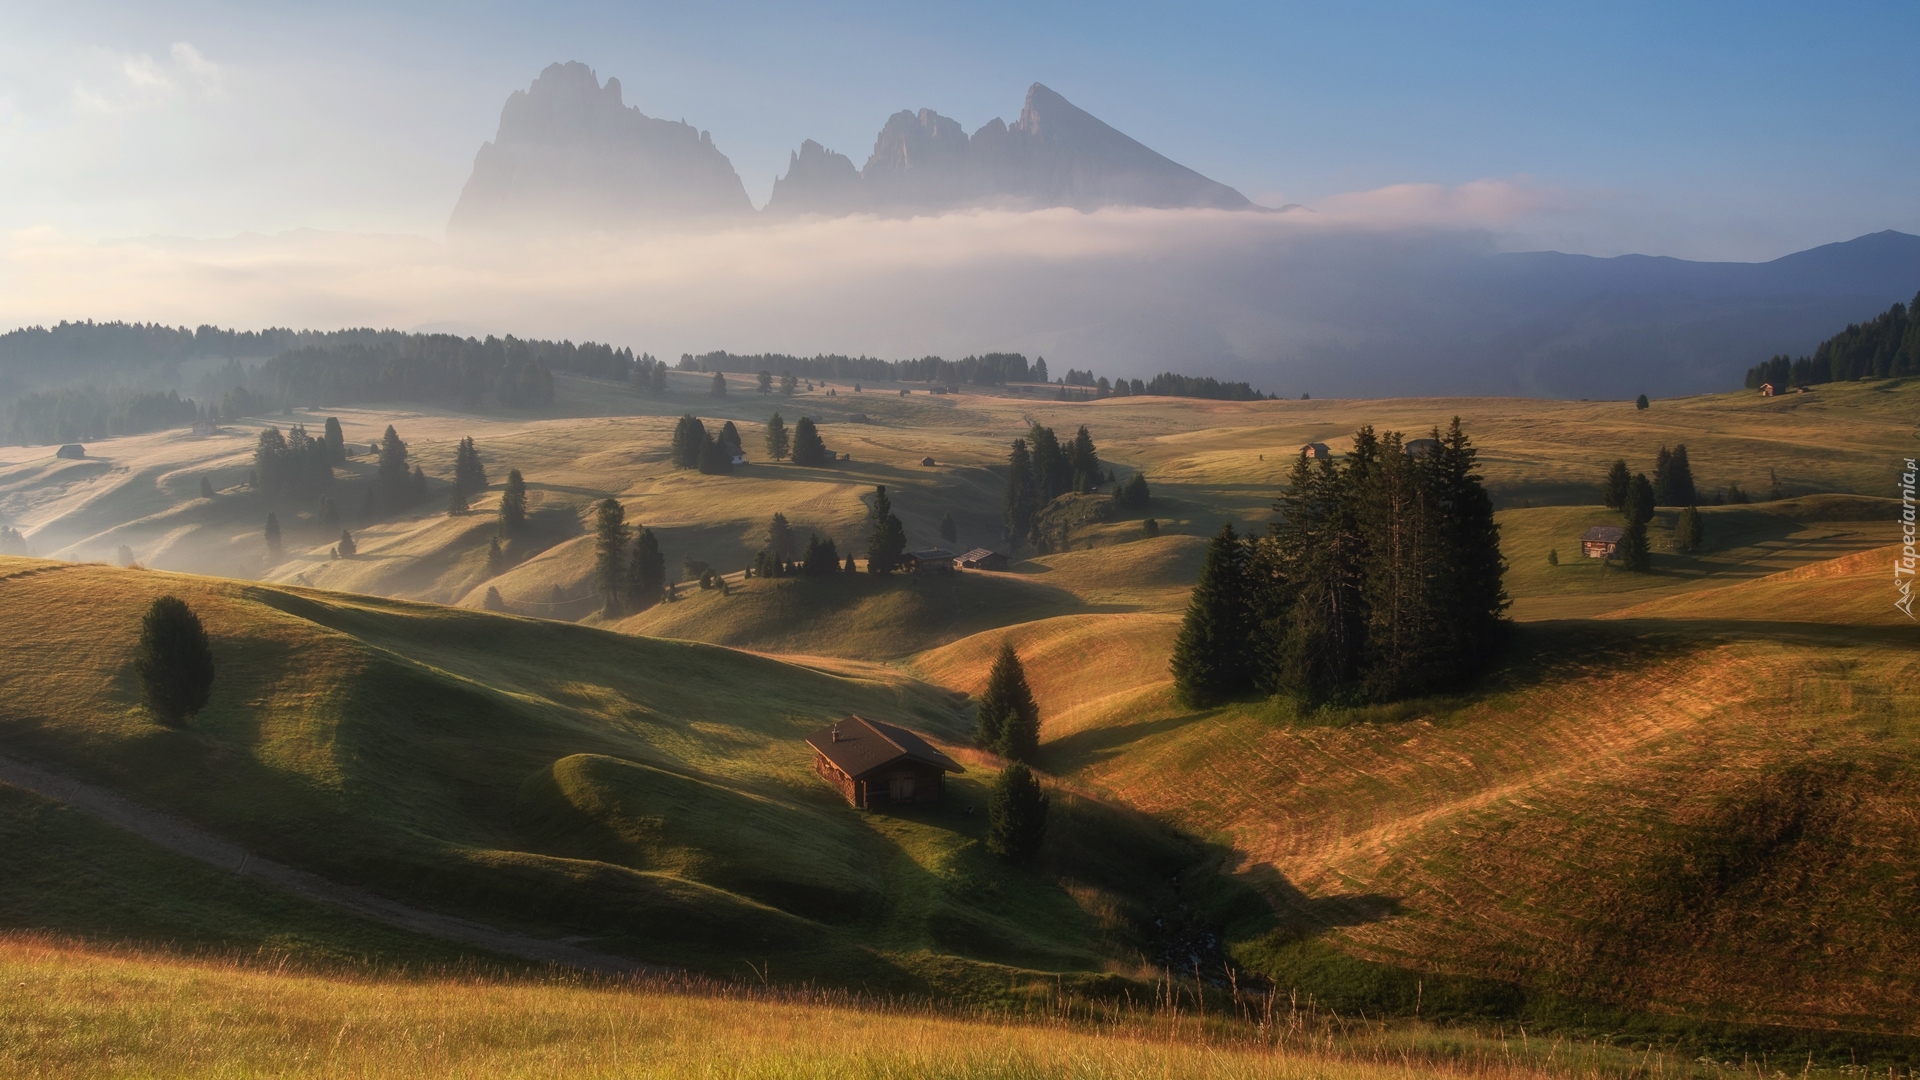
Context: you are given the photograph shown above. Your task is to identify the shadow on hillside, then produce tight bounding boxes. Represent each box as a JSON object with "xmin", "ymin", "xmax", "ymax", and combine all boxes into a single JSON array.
[
  {"xmin": 1585, "ymin": 618, "xmax": 1917, "ymax": 650},
  {"xmin": 1239, "ymin": 862, "xmax": 1403, "ymax": 937},
  {"xmin": 1041, "ymin": 709, "xmax": 1215, "ymax": 774}
]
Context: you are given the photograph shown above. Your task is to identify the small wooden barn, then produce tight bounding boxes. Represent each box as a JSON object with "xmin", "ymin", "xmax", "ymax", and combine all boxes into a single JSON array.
[
  {"xmin": 957, "ymin": 548, "xmax": 1008, "ymax": 571},
  {"xmin": 807, "ymin": 715, "xmax": 964, "ymax": 808},
  {"xmin": 1301, "ymin": 442, "xmax": 1333, "ymax": 459},
  {"xmin": 55, "ymin": 444, "xmax": 86, "ymax": 460},
  {"xmin": 921, "ymin": 456, "xmax": 937, "ymax": 466},
  {"xmin": 1759, "ymin": 382, "xmax": 1776, "ymax": 397},
  {"xmin": 904, "ymin": 548, "xmax": 956, "ymax": 574},
  {"xmin": 1581, "ymin": 525, "xmax": 1625, "ymax": 559}
]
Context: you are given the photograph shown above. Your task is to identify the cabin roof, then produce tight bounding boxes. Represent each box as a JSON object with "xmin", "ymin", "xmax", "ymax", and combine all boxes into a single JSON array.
[
  {"xmin": 1581, "ymin": 526, "xmax": 1625, "ymax": 542},
  {"xmin": 806, "ymin": 715, "xmax": 964, "ymax": 780},
  {"xmin": 957, "ymin": 547, "xmax": 1000, "ymax": 563},
  {"xmin": 908, "ymin": 548, "xmax": 955, "ymax": 561}
]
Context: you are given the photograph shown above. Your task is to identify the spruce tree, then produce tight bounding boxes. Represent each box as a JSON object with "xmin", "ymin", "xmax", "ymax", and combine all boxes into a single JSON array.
[
  {"xmin": 1356, "ymin": 429, "xmax": 1442, "ymax": 699},
  {"xmin": 866, "ymin": 485, "xmax": 907, "ymax": 574},
  {"xmin": 1429, "ymin": 418, "xmax": 1508, "ymax": 677},
  {"xmin": 844, "ymin": 551, "xmax": 857, "ymax": 573},
  {"xmin": 1142, "ymin": 517, "xmax": 1159, "ymax": 537},
  {"xmin": 1625, "ymin": 473, "xmax": 1656, "ymax": 525},
  {"xmin": 1170, "ymin": 523, "xmax": 1256, "ymax": 707},
  {"xmin": 791, "ymin": 417, "xmax": 828, "ymax": 466},
  {"xmin": 337, "ymin": 529, "xmax": 357, "ymax": 557},
  {"xmin": 200, "ymin": 476, "xmax": 216, "ymax": 499},
  {"xmin": 986, "ymin": 762, "xmax": 1049, "ymax": 866},
  {"xmin": 939, "ymin": 512, "xmax": 958, "ymax": 545},
  {"xmin": 376, "ymin": 425, "xmax": 409, "ymax": 506},
  {"xmin": 498, "ymin": 469, "xmax": 527, "ymax": 537},
  {"xmin": 454, "ymin": 436, "xmax": 488, "ymax": 497},
  {"xmin": 758, "ymin": 370, "xmax": 773, "ymax": 394},
  {"xmin": 1668, "ymin": 445, "xmax": 1697, "ymax": 506},
  {"xmin": 1636, "ymin": 394, "xmax": 1650, "ymax": 410},
  {"xmin": 977, "ymin": 641, "xmax": 1042, "ymax": 761},
  {"xmin": 322, "ymin": 416, "xmax": 347, "ymax": 464},
  {"xmin": 710, "ymin": 371, "xmax": 727, "ymax": 397},
  {"xmin": 768, "ymin": 513, "xmax": 797, "ymax": 562},
  {"xmin": 1028, "ymin": 424, "xmax": 1071, "ymax": 501},
  {"xmin": 765, "ymin": 412, "xmax": 791, "ymax": 462},
  {"xmin": 135, "ymin": 595, "xmax": 215, "ymax": 727},
  {"xmin": 487, "ymin": 537, "xmax": 506, "ymax": 574},
  {"xmin": 447, "ymin": 484, "xmax": 467, "ymax": 516},
  {"xmin": 1603, "ymin": 459, "xmax": 1631, "ymax": 509},
  {"xmin": 628, "ymin": 527, "xmax": 666, "ymax": 609},
  {"xmin": 719, "ymin": 421, "xmax": 743, "ymax": 459},
  {"xmin": 1676, "ymin": 505, "xmax": 1705, "ymax": 553},
  {"xmin": 1618, "ymin": 516, "xmax": 1651, "ymax": 571},
  {"xmin": 697, "ymin": 435, "xmax": 734, "ymax": 475},
  {"xmin": 803, "ymin": 533, "xmax": 841, "ymax": 576},
  {"xmin": 671, "ymin": 415, "xmax": 708, "ymax": 469},
  {"xmin": 780, "ymin": 371, "xmax": 797, "ymax": 396},
  {"xmin": 1653, "ymin": 446, "xmax": 1675, "ymax": 505},
  {"xmin": 1004, "ymin": 438, "xmax": 1039, "ymax": 550},
  {"xmin": 264, "ymin": 513, "xmax": 283, "ymax": 560},
  {"xmin": 593, "ymin": 498, "xmax": 628, "ymax": 615},
  {"xmin": 1067, "ymin": 426, "xmax": 1101, "ymax": 493},
  {"xmin": 1271, "ymin": 453, "xmax": 1367, "ymax": 704}
]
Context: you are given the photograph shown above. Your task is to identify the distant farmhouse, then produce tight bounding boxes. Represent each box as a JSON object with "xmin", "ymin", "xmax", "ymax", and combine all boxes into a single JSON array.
[
  {"xmin": 1759, "ymin": 382, "xmax": 1776, "ymax": 397},
  {"xmin": 807, "ymin": 715, "xmax": 963, "ymax": 808},
  {"xmin": 904, "ymin": 548, "xmax": 956, "ymax": 574},
  {"xmin": 1301, "ymin": 442, "xmax": 1333, "ymax": 459},
  {"xmin": 1582, "ymin": 525, "xmax": 1625, "ymax": 559},
  {"xmin": 55, "ymin": 444, "xmax": 86, "ymax": 460},
  {"xmin": 957, "ymin": 548, "xmax": 1008, "ymax": 571}
]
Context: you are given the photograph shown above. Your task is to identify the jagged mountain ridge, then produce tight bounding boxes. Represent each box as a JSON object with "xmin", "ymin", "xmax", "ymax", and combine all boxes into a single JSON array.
[{"xmin": 449, "ymin": 66, "xmax": 1253, "ymax": 232}]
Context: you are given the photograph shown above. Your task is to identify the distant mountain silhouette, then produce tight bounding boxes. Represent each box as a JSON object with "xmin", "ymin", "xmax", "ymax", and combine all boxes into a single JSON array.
[
  {"xmin": 448, "ymin": 62, "xmax": 753, "ymax": 234},
  {"xmin": 767, "ymin": 83, "xmax": 1253, "ymax": 215}
]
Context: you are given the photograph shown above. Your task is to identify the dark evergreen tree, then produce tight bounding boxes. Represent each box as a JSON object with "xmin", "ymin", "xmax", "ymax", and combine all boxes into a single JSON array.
[
  {"xmin": 697, "ymin": 435, "xmax": 734, "ymax": 475},
  {"xmin": 453, "ymin": 436, "xmax": 488, "ymax": 497},
  {"xmin": 1111, "ymin": 472, "xmax": 1151, "ymax": 511},
  {"xmin": 264, "ymin": 513, "xmax": 283, "ymax": 560},
  {"xmin": 447, "ymin": 484, "xmax": 468, "ymax": 516},
  {"xmin": 719, "ymin": 421, "xmax": 743, "ymax": 460},
  {"xmin": 710, "ymin": 371, "xmax": 727, "ymax": 397},
  {"xmin": 938, "ymin": 512, "xmax": 958, "ymax": 545},
  {"xmin": 1355, "ymin": 430, "xmax": 1443, "ymax": 698},
  {"xmin": 1653, "ymin": 446, "xmax": 1675, "ymax": 505},
  {"xmin": 410, "ymin": 464, "xmax": 428, "ymax": 505},
  {"xmin": 1676, "ymin": 505, "xmax": 1705, "ymax": 553},
  {"xmin": 791, "ymin": 416, "xmax": 829, "ymax": 466},
  {"xmin": 1004, "ymin": 438, "xmax": 1039, "ymax": 550},
  {"xmin": 780, "ymin": 371, "xmax": 798, "ymax": 396},
  {"xmin": 844, "ymin": 550, "xmax": 857, "ymax": 573},
  {"xmin": 135, "ymin": 595, "xmax": 214, "ymax": 726},
  {"xmin": 1667, "ymin": 445, "xmax": 1697, "ymax": 507},
  {"xmin": 986, "ymin": 762, "xmax": 1049, "ymax": 866},
  {"xmin": 1027, "ymin": 424, "xmax": 1071, "ymax": 501},
  {"xmin": 483, "ymin": 586, "xmax": 505, "ymax": 611},
  {"xmin": 376, "ymin": 425, "xmax": 409, "ymax": 505},
  {"xmin": 757, "ymin": 370, "xmax": 773, "ymax": 394},
  {"xmin": 498, "ymin": 468, "xmax": 527, "ymax": 537},
  {"xmin": 671, "ymin": 415, "xmax": 708, "ymax": 469},
  {"xmin": 1067, "ymin": 426, "xmax": 1101, "ymax": 493},
  {"xmin": 768, "ymin": 513, "xmax": 797, "ymax": 562},
  {"xmin": 1268, "ymin": 449, "xmax": 1368, "ymax": 704},
  {"xmin": 765, "ymin": 412, "xmax": 790, "ymax": 462},
  {"xmin": 627, "ymin": 527, "xmax": 666, "ymax": 609},
  {"xmin": 200, "ymin": 475, "xmax": 216, "ymax": 499},
  {"xmin": 1428, "ymin": 418, "xmax": 1509, "ymax": 676},
  {"xmin": 977, "ymin": 641, "xmax": 1042, "ymax": 761},
  {"xmin": 1142, "ymin": 517, "xmax": 1159, "ymax": 537},
  {"xmin": 1603, "ymin": 459, "xmax": 1631, "ymax": 509},
  {"xmin": 487, "ymin": 537, "xmax": 506, "ymax": 574},
  {"xmin": 322, "ymin": 416, "xmax": 346, "ymax": 463},
  {"xmin": 802, "ymin": 533, "xmax": 842, "ymax": 576},
  {"xmin": 651, "ymin": 362, "xmax": 668, "ymax": 394},
  {"xmin": 1625, "ymin": 472, "xmax": 1656, "ymax": 525},
  {"xmin": 866, "ymin": 485, "xmax": 908, "ymax": 574},
  {"xmin": 1170, "ymin": 523, "xmax": 1257, "ymax": 706},
  {"xmin": 593, "ymin": 498, "xmax": 628, "ymax": 615},
  {"xmin": 1618, "ymin": 516, "xmax": 1651, "ymax": 571},
  {"xmin": 1636, "ymin": 394, "xmax": 1650, "ymax": 410},
  {"xmin": 337, "ymin": 529, "xmax": 357, "ymax": 557}
]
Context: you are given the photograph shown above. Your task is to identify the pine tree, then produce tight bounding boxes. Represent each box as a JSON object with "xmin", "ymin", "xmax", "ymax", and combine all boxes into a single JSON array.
[
  {"xmin": 803, "ymin": 533, "xmax": 841, "ymax": 575},
  {"xmin": 627, "ymin": 527, "xmax": 665, "ymax": 609},
  {"xmin": 710, "ymin": 371, "xmax": 727, "ymax": 397},
  {"xmin": 1142, "ymin": 517, "xmax": 1159, "ymax": 537},
  {"xmin": 447, "ymin": 484, "xmax": 468, "ymax": 515},
  {"xmin": 1271, "ymin": 453, "xmax": 1366, "ymax": 704},
  {"xmin": 1676, "ymin": 505, "xmax": 1705, "ymax": 553},
  {"xmin": 264, "ymin": 513, "xmax": 283, "ymax": 560},
  {"xmin": 986, "ymin": 762, "xmax": 1049, "ymax": 866},
  {"xmin": 697, "ymin": 435, "xmax": 734, "ymax": 475},
  {"xmin": 337, "ymin": 529, "xmax": 356, "ymax": 557},
  {"xmin": 1547, "ymin": 548, "xmax": 1559, "ymax": 565},
  {"xmin": 487, "ymin": 536, "xmax": 506, "ymax": 574},
  {"xmin": 757, "ymin": 370, "xmax": 773, "ymax": 394},
  {"xmin": 1027, "ymin": 424, "xmax": 1070, "ymax": 502},
  {"xmin": 938, "ymin": 512, "xmax": 958, "ymax": 545},
  {"xmin": 483, "ymin": 586, "xmax": 505, "ymax": 611},
  {"xmin": 1111, "ymin": 472, "xmax": 1150, "ymax": 511},
  {"xmin": 866, "ymin": 485, "xmax": 907, "ymax": 574},
  {"xmin": 376, "ymin": 425, "xmax": 409, "ymax": 505},
  {"xmin": 1004, "ymin": 438, "xmax": 1039, "ymax": 550},
  {"xmin": 1603, "ymin": 459, "xmax": 1631, "ymax": 509},
  {"xmin": 1428, "ymin": 418, "xmax": 1508, "ymax": 677},
  {"xmin": 593, "ymin": 498, "xmax": 628, "ymax": 615},
  {"xmin": 1636, "ymin": 394, "xmax": 1650, "ymax": 410},
  {"xmin": 844, "ymin": 551, "xmax": 857, "ymax": 573},
  {"xmin": 1170, "ymin": 523, "xmax": 1256, "ymax": 706},
  {"xmin": 671, "ymin": 415, "xmax": 708, "ymax": 469},
  {"xmin": 1618, "ymin": 516, "xmax": 1651, "ymax": 571},
  {"xmin": 135, "ymin": 595, "xmax": 215, "ymax": 727},
  {"xmin": 200, "ymin": 476, "xmax": 216, "ymax": 499},
  {"xmin": 498, "ymin": 469, "xmax": 527, "ymax": 537},
  {"xmin": 791, "ymin": 417, "xmax": 828, "ymax": 466},
  {"xmin": 1653, "ymin": 446, "xmax": 1675, "ymax": 505},
  {"xmin": 323, "ymin": 416, "xmax": 346, "ymax": 464},
  {"xmin": 454, "ymin": 436, "xmax": 488, "ymax": 497},
  {"xmin": 780, "ymin": 371, "xmax": 798, "ymax": 396},
  {"xmin": 765, "ymin": 412, "xmax": 791, "ymax": 462},
  {"xmin": 1625, "ymin": 472, "xmax": 1656, "ymax": 525},
  {"xmin": 720, "ymin": 421, "xmax": 742, "ymax": 459},
  {"xmin": 1668, "ymin": 445, "xmax": 1697, "ymax": 506},
  {"xmin": 1356, "ymin": 429, "xmax": 1443, "ymax": 699},
  {"xmin": 1067, "ymin": 426, "xmax": 1101, "ymax": 493},
  {"xmin": 976, "ymin": 641, "xmax": 1041, "ymax": 760},
  {"xmin": 768, "ymin": 512, "xmax": 797, "ymax": 562}
]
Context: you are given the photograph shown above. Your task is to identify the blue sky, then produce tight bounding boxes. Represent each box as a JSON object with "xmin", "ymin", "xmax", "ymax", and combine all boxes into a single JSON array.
[{"xmin": 2, "ymin": 0, "xmax": 1916, "ymax": 259}]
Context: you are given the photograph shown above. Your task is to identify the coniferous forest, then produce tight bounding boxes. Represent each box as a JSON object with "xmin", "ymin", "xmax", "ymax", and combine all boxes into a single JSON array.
[
  {"xmin": 1744, "ymin": 290, "xmax": 1920, "ymax": 389},
  {"xmin": 1172, "ymin": 419, "xmax": 1508, "ymax": 708}
]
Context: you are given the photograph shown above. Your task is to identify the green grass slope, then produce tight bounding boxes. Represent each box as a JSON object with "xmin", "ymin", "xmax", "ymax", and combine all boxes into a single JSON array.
[{"xmin": 0, "ymin": 556, "xmax": 1218, "ymax": 997}]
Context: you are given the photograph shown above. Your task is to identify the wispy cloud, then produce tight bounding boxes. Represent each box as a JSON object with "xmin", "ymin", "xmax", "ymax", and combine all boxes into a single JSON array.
[{"xmin": 72, "ymin": 42, "xmax": 224, "ymax": 114}]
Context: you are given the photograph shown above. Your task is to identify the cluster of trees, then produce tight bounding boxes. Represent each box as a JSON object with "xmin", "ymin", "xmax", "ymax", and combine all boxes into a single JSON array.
[
  {"xmin": 670, "ymin": 415, "xmax": 745, "ymax": 474},
  {"xmin": 0, "ymin": 525, "xmax": 26, "ymax": 555},
  {"xmin": 1004, "ymin": 424, "xmax": 1104, "ymax": 549},
  {"xmin": 751, "ymin": 511, "xmax": 856, "ymax": 578},
  {"xmin": 259, "ymin": 334, "xmax": 555, "ymax": 410},
  {"xmin": 252, "ymin": 423, "xmax": 338, "ymax": 500},
  {"xmin": 759, "ymin": 412, "xmax": 830, "ymax": 466},
  {"xmin": 1745, "ymin": 291, "xmax": 1920, "ymax": 389},
  {"xmin": 683, "ymin": 350, "xmax": 1044, "ymax": 387},
  {"xmin": 974, "ymin": 643, "xmax": 1048, "ymax": 865},
  {"xmin": 446, "ymin": 436, "xmax": 489, "ymax": 514},
  {"xmin": 1600, "ymin": 445, "xmax": 1707, "ymax": 572},
  {"xmin": 1072, "ymin": 372, "xmax": 1270, "ymax": 401},
  {"xmin": 589, "ymin": 498, "xmax": 668, "ymax": 615},
  {"xmin": 1172, "ymin": 420, "xmax": 1508, "ymax": 708},
  {"xmin": 1110, "ymin": 472, "xmax": 1151, "ymax": 512},
  {"xmin": 4, "ymin": 386, "xmax": 200, "ymax": 446}
]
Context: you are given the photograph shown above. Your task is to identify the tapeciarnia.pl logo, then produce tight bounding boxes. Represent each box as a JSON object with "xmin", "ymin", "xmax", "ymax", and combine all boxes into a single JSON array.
[{"xmin": 1898, "ymin": 457, "xmax": 1917, "ymax": 620}]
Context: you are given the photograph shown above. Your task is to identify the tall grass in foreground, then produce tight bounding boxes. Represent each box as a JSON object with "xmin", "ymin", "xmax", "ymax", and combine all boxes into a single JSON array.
[{"xmin": 0, "ymin": 935, "xmax": 1801, "ymax": 1080}]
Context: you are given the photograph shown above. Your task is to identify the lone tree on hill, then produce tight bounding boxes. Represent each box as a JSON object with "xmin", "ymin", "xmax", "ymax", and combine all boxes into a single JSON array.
[
  {"xmin": 1618, "ymin": 515, "xmax": 1652, "ymax": 571},
  {"xmin": 1675, "ymin": 505, "xmax": 1705, "ymax": 553},
  {"xmin": 780, "ymin": 371, "xmax": 798, "ymax": 396},
  {"xmin": 719, "ymin": 421, "xmax": 743, "ymax": 460},
  {"xmin": 976, "ymin": 640, "xmax": 1041, "ymax": 762},
  {"xmin": 844, "ymin": 550, "xmax": 857, "ymax": 573},
  {"xmin": 135, "ymin": 595, "xmax": 215, "ymax": 727},
  {"xmin": 1636, "ymin": 394, "xmax": 1650, "ymax": 410},
  {"xmin": 939, "ymin": 512, "xmax": 958, "ymax": 545},
  {"xmin": 866, "ymin": 485, "xmax": 908, "ymax": 574},
  {"xmin": 987, "ymin": 762, "xmax": 1049, "ymax": 866},
  {"xmin": 498, "ymin": 469, "xmax": 528, "ymax": 537},
  {"xmin": 765, "ymin": 412, "xmax": 790, "ymax": 462},
  {"xmin": 593, "ymin": 498, "xmax": 628, "ymax": 615},
  {"xmin": 671, "ymin": 415, "xmax": 709, "ymax": 470},
  {"xmin": 264, "ymin": 513, "xmax": 283, "ymax": 560},
  {"xmin": 337, "ymin": 529, "xmax": 357, "ymax": 557},
  {"xmin": 791, "ymin": 416, "xmax": 828, "ymax": 466},
  {"xmin": 1171, "ymin": 523, "xmax": 1256, "ymax": 707},
  {"xmin": 710, "ymin": 371, "xmax": 727, "ymax": 397},
  {"xmin": 322, "ymin": 416, "xmax": 347, "ymax": 464},
  {"xmin": 627, "ymin": 527, "xmax": 666, "ymax": 610},
  {"xmin": 1602, "ymin": 459, "xmax": 1631, "ymax": 510}
]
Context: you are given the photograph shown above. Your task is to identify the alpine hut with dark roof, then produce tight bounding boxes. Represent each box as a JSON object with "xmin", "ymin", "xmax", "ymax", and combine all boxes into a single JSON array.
[
  {"xmin": 807, "ymin": 715, "xmax": 964, "ymax": 808},
  {"xmin": 1581, "ymin": 525, "xmax": 1625, "ymax": 559}
]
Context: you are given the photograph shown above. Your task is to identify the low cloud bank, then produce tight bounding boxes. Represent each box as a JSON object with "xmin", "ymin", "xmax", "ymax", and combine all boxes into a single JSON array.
[{"xmin": 3, "ymin": 199, "xmax": 1907, "ymax": 399}]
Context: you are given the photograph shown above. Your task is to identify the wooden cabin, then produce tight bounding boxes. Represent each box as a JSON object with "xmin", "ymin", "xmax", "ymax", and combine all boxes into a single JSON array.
[
  {"xmin": 1759, "ymin": 382, "xmax": 1776, "ymax": 396},
  {"xmin": 921, "ymin": 456, "xmax": 937, "ymax": 466},
  {"xmin": 1301, "ymin": 442, "xmax": 1333, "ymax": 459},
  {"xmin": 1581, "ymin": 525, "xmax": 1625, "ymax": 559},
  {"xmin": 807, "ymin": 715, "xmax": 964, "ymax": 808},
  {"xmin": 904, "ymin": 548, "xmax": 956, "ymax": 574},
  {"xmin": 55, "ymin": 444, "xmax": 86, "ymax": 460},
  {"xmin": 957, "ymin": 548, "xmax": 1008, "ymax": 571}
]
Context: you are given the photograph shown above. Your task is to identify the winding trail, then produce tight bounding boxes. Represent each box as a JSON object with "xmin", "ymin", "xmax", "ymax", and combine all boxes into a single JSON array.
[{"xmin": 0, "ymin": 752, "xmax": 654, "ymax": 976}]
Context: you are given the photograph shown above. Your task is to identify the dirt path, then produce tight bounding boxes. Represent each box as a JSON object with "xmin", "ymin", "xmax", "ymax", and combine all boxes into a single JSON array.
[{"xmin": 0, "ymin": 753, "xmax": 655, "ymax": 976}]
